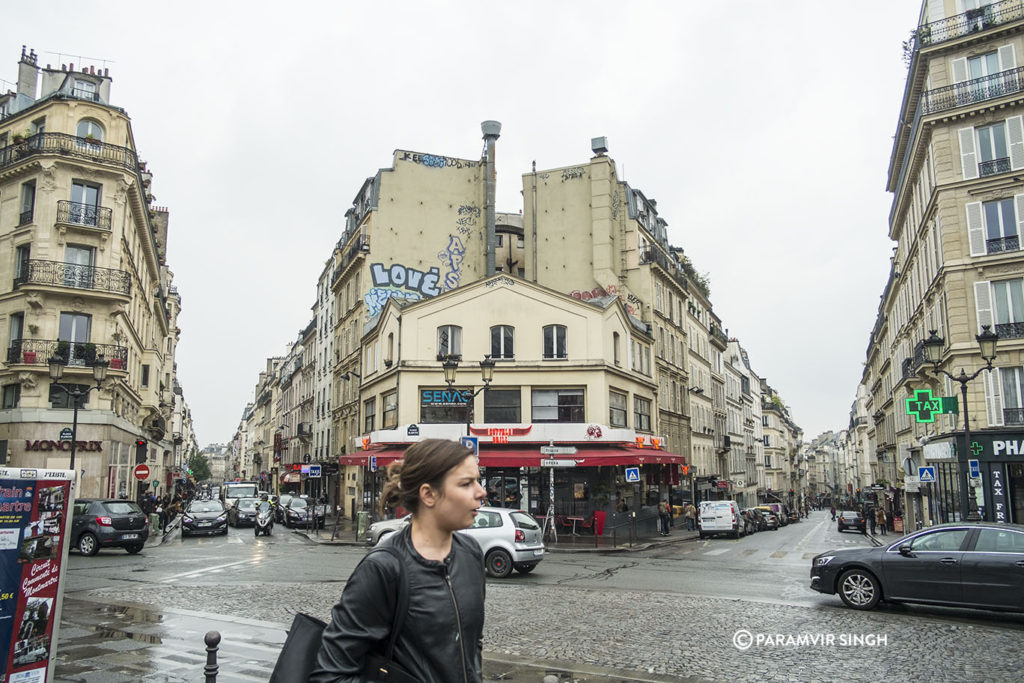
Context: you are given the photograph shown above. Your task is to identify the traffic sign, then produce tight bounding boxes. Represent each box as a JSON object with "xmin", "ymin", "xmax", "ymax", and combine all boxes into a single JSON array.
[
  {"xmin": 59, "ymin": 428, "xmax": 73, "ymax": 441},
  {"xmin": 968, "ymin": 459, "xmax": 981, "ymax": 479},
  {"xmin": 540, "ymin": 459, "xmax": 577, "ymax": 468},
  {"xmin": 308, "ymin": 464, "xmax": 322, "ymax": 478},
  {"xmin": 625, "ymin": 467, "xmax": 640, "ymax": 483},
  {"xmin": 133, "ymin": 464, "xmax": 150, "ymax": 481},
  {"xmin": 540, "ymin": 446, "xmax": 578, "ymax": 456},
  {"xmin": 460, "ymin": 436, "xmax": 479, "ymax": 457},
  {"xmin": 918, "ymin": 466, "xmax": 936, "ymax": 483},
  {"xmin": 369, "ymin": 455, "xmax": 378, "ymax": 473}
]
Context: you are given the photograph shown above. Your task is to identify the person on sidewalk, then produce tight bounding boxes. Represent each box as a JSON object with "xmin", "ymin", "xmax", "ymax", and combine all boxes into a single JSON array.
[
  {"xmin": 684, "ymin": 503, "xmax": 696, "ymax": 531},
  {"xmin": 868, "ymin": 508, "xmax": 877, "ymax": 535},
  {"xmin": 876, "ymin": 508, "xmax": 887, "ymax": 535},
  {"xmin": 657, "ymin": 500, "xmax": 671, "ymax": 536},
  {"xmin": 830, "ymin": 506, "xmax": 836, "ymax": 522}
]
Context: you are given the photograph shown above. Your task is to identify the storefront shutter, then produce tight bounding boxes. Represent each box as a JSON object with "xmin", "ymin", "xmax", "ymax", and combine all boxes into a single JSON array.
[
  {"xmin": 959, "ymin": 127, "xmax": 979, "ymax": 180},
  {"xmin": 966, "ymin": 201, "xmax": 986, "ymax": 256}
]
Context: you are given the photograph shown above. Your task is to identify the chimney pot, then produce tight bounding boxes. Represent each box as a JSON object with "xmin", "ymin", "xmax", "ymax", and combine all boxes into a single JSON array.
[{"xmin": 69, "ymin": 63, "xmax": 74, "ymax": 72}]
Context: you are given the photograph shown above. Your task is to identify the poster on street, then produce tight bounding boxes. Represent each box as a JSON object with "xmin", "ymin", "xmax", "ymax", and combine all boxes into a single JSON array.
[{"xmin": 0, "ymin": 468, "xmax": 74, "ymax": 683}]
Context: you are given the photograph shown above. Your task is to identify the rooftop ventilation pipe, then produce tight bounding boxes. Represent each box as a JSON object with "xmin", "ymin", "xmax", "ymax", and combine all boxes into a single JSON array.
[{"xmin": 482, "ymin": 120, "xmax": 501, "ymax": 277}]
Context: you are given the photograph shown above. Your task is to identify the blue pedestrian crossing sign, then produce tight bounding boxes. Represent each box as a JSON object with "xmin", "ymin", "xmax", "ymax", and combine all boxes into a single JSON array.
[
  {"xmin": 625, "ymin": 467, "xmax": 640, "ymax": 483},
  {"xmin": 918, "ymin": 466, "xmax": 936, "ymax": 483}
]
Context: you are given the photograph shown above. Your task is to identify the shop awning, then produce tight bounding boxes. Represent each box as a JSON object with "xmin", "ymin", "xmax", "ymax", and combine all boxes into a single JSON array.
[
  {"xmin": 281, "ymin": 472, "xmax": 302, "ymax": 483},
  {"xmin": 340, "ymin": 445, "xmax": 684, "ymax": 468}
]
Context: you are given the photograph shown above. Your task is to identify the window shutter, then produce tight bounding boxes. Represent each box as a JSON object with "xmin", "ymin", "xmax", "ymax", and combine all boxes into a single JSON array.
[
  {"xmin": 959, "ymin": 127, "xmax": 979, "ymax": 180},
  {"xmin": 927, "ymin": 0, "xmax": 944, "ymax": 22},
  {"xmin": 984, "ymin": 368, "xmax": 1005, "ymax": 427},
  {"xmin": 1016, "ymin": 194, "xmax": 1024, "ymax": 245},
  {"xmin": 951, "ymin": 57, "xmax": 968, "ymax": 84},
  {"xmin": 966, "ymin": 201, "xmax": 986, "ymax": 256},
  {"xmin": 974, "ymin": 280, "xmax": 994, "ymax": 332},
  {"xmin": 1008, "ymin": 115, "xmax": 1024, "ymax": 170},
  {"xmin": 999, "ymin": 44, "xmax": 1017, "ymax": 71}
]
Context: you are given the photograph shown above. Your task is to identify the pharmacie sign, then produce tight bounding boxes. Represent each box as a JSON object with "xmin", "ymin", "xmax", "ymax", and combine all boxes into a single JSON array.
[
  {"xmin": 420, "ymin": 389, "xmax": 472, "ymax": 407},
  {"xmin": 25, "ymin": 440, "xmax": 103, "ymax": 452}
]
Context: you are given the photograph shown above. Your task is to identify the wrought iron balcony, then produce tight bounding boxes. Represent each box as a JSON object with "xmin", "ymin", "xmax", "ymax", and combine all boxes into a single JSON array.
[
  {"xmin": 921, "ymin": 66, "xmax": 1024, "ymax": 115},
  {"xmin": 18, "ymin": 209, "xmax": 33, "ymax": 226},
  {"xmin": 332, "ymin": 234, "xmax": 371, "ymax": 285},
  {"xmin": 988, "ymin": 235, "xmax": 1021, "ymax": 254},
  {"xmin": 56, "ymin": 200, "xmax": 112, "ymax": 230},
  {"xmin": 979, "ymin": 157, "xmax": 1011, "ymax": 177},
  {"xmin": 996, "ymin": 321, "xmax": 1024, "ymax": 338},
  {"xmin": 916, "ymin": 0, "xmax": 1024, "ymax": 48},
  {"xmin": 1005, "ymin": 407, "xmax": 1024, "ymax": 425},
  {"xmin": 14, "ymin": 259, "xmax": 131, "ymax": 296},
  {"xmin": 7, "ymin": 339, "xmax": 128, "ymax": 369},
  {"xmin": 0, "ymin": 133, "xmax": 138, "ymax": 174}
]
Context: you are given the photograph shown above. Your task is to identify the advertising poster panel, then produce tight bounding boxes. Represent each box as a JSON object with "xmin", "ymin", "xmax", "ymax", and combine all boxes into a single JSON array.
[{"xmin": 0, "ymin": 468, "xmax": 74, "ymax": 683}]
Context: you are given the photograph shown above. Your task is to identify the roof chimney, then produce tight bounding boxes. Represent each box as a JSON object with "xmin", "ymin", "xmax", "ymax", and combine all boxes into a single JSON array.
[
  {"xmin": 17, "ymin": 45, "xmax": 39, "ymax": 100},
  {"xmin": 482, "ymin": 121, "xmax": 501, "ymax": 277}
]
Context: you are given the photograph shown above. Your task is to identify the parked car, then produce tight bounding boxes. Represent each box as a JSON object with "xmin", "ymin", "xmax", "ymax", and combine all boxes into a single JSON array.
[
  {"xmin": 755, "ymin": 506, "xmax": 781, "ymax": 530},
  {"xmin": 837, "ymin": 510, "xmax": 866, "ymax": 533},
  {"xmin": 228, "ymin": 497, "xmax": 260, "ymax": 527},
  {"xmin": 71, "ymin": 499, "xmax": 149, "ymax": 555},
  {"xmin": 810, "ymin": 522, "xmax": 1024, "ymax": 611},
  {"xmin": 366, "ymin": 507, "xmax": 545, "ymax": 578},
  {"xmin": 181, "ymin": 500, "xmax": 228, "ymax": 537},
  {"xmin": 761, "ymin": 502, "xmax": 789, "ymax": 526},
  {"xmin": 738, "ymin": 509, "xmax": 759, "ymax": 535},
  {"xmin": 698, "ymin": 500, "xmax": 744, "ymax": 539},
  {"xmin": 743, "ymin": 508, "xmax": 767, "ymax": 532},
  {"xmin": 283, "ymin": 497, "xmax": 326, "ymax": 528}
]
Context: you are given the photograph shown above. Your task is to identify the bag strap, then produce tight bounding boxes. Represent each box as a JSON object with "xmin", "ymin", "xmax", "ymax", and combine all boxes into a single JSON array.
[{"xmin": 369, "ymin": 546, "xmax": 408, "ymax": 667}]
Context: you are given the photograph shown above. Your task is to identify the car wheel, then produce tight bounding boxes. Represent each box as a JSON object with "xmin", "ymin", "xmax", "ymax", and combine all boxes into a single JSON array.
[
  {"xmin": 255, "ymin": 528, "xmax": 260, "ymax": 537},
  {"xmin": 514, "ymin": 563, "xmax": 537, "ymax": 574},
  {"xmin": 838, "ymin": 569, "xmax": 881, "ymax": 610},
  {"xmin": 221, "ymin": 528, "xmax": 228, "ymax": 536},
  {"xmin": 485, "ymin": 549, "xmax": 513, "ymax": 578},
  {"xmin": 125, "ymin": 543, "xmax": 143, "ymax": 554},
  {"xmin": 698, "ymin": 532, "xmax": 705, "ymax": 539},
  {"xmin": 78, "ymin": 532, "xmax": 99, "ymax": 556}
]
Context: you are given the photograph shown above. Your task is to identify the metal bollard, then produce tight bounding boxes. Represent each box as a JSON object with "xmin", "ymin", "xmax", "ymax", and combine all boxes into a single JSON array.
[{"xmin": 204, "ymin": 630, "xmax": 221, "ymax": 682}]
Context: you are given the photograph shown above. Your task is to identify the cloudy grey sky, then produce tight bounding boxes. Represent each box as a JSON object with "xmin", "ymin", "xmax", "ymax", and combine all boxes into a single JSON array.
[{"xmin": 5, "ymin": 0, "xmax": 923, "ymax": 445}]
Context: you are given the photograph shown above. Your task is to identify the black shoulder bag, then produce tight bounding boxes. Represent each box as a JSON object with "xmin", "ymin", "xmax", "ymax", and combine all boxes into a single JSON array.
[{"xmin": 359, "ymin": 546, "xmax": 418, "ymax": 682}]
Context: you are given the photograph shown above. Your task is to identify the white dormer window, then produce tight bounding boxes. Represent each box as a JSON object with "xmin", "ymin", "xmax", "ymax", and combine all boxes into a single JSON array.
[{"xmin": 73, "ymin": 80, "xmax": 98, "ymax": 101}]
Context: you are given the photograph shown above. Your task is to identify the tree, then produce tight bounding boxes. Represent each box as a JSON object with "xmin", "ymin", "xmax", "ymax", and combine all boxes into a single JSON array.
[{"xmin": 187, "ymin": 452, "xmax": 212, "ymax": 482}]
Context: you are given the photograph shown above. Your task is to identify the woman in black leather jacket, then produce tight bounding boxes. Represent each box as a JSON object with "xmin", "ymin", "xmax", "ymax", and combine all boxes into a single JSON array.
[{"xmin": 311, "ymin": 439, "xmax": 487, "ymax": 682}]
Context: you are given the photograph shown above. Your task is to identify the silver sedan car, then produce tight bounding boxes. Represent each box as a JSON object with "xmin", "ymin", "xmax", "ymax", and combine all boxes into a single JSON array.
[{"xmin": 366, "ymin": 506, "xmax": 545, "ymax": 578}]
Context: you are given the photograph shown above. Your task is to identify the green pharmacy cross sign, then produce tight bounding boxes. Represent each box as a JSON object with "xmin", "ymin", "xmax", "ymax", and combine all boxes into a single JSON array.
[{"xmin": 905, "ymin": 389, "xmax": 959, "ymax": 423}]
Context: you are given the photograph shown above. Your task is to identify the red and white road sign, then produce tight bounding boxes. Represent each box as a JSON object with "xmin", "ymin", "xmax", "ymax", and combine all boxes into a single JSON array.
[{"xmin": 133, "ymin": 464, "xmax": 150, "ymax": 481}]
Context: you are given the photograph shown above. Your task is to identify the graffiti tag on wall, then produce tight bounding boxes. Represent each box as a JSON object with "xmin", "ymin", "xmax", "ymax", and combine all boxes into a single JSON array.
[
  {"xmin": 438, "ymin": 236, "xmax": 466, "ymax": 291},
  {"xmin": 568, "ymin": 283, "xmax": 637, "ymax": 315},
  {"xmin": 455, "ymin": 205, "xmax": 480, "ymax": 236},
  {"xmin": 364, "ymin": 262, "xmax": 443, "ymax": 317},
  {"xmin": 561, "ymin": 167, "xmax": 585, "ymax": 181},
  {"xmin": 400, "ymin": 151, "xmax": 479, "ymax": 169}
]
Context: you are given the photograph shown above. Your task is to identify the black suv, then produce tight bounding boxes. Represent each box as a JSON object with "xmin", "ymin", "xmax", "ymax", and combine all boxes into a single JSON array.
[{"xmin": 71, "ymin": 499, "xmax": 149, "ymax": 555}]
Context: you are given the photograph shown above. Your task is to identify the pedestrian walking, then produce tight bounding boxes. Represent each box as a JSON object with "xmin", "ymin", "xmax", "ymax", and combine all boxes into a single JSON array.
[
  {"xmin": 830, "ymin": 506, "xmax": 836, "ymax": 522},
  {"xmin": 868, "ymin": 508, "xmax": 877, "ymax": 535},
  {"xmin": 311, "ymin": 439, "xmax": 486, "ymax": 682},
  {"xmin": 876, "ymin": 508, "xmax": 887, "ymax": 535},
  {"xmin": 684, "ymin": 502, "xmax": 697, "ymax": 531},
  {"xmin": 657, "ymin": 500, "xmax": 671, "ymax": 536}
]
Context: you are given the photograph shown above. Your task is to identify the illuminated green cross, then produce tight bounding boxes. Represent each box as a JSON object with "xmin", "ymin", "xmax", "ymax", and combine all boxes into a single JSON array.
[{"xmin": 905, "ymin": 389, "xmax": 958, "ymax": 423}]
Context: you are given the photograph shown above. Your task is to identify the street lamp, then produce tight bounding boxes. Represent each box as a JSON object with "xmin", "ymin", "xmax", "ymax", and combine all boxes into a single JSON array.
[
  {"xmin": 922, "ymin": 325, "xmax": 999, "ymax": 522},
  {"xmin": 48, "ymin": 353, "xmax": 109, "ymax": 482},
  {"xmin": 442, "ymin": 355, "xmax": 495, "ymax": 434}
]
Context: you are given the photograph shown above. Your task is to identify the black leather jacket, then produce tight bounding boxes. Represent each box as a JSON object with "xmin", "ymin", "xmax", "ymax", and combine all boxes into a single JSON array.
[{"xmin": 310, "ymin": 525, "xmax": 485, "ymax": 682}]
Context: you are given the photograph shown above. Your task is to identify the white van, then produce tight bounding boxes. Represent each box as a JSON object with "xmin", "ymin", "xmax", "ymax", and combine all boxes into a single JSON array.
[{"xmin": 698, "ymin": 500, "xmax": 743, "ymax": 539}]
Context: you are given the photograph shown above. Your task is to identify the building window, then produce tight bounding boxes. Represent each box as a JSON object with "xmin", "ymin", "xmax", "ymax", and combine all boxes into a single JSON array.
[
  {"xmin": 363, "ymin": 398, "xmax": 376, "ymax": 433},
  {"xmin": 70, "ymin": 181, "xmax": 102, "ymax": 226},
  {"xmin": 73, "ymin": 82, "xmax": 99, "ymax": 102},
  {"xmin": 977, "ymin": 122, "xmax": 1010, "ymax": 176},
  {"xmin": 49, "ymin": 383, "xmax": 89, "ymax": 409},
  {"xmin": 9, "ymin": 313, "xmax": 24, "ymax": 350},
  {"xmin": 437, "ymin": 325, "xmax": 462, "ymax": 358},
  {"xmin": 993, "ymin": 278, "xmax": 1024, "ymax": 338},
  {"xmin": 496, "ymin": 234, "xmax": 503, "ymax": 247},
  {"xmin": 1001, "ymin": 366, "xmax": 1024, "ymax": 425},
  {"xmin": 484, "ymin": 389, "xmax": 521, "ymax": 423},
  {"xmin": 419, "ymin": 387, "xmax": 469, "ymax": 424},
  {"xmin": 609, "ymin": 390, "xmax": 627, "ymax": 427},
  {"xmin": 517, "ymin": 268, "xmax": 525, "ymax": 278},
  {"xmin": 19, "ymin": 181, "xmax": 35, "ymax": 226},
  {"xmin": 14, "ymin": 245, "xmax": 30, "ymax": 281},
  {"xmin": 542, "ymin": 325, "xmax": 567, "ymax": 360},
  {"xmin": 58, "ymin": 312, "xmax": 91, "ymax": 363},
  {"xmin": 64, "ymin": 245, "xmax": 96, "ymax": 289},
  {"xmin": 490, "ymin": 325, "xmax": 514, "ymax": 359},
  {"xmin": 141, "ymin": 364, "xmax": 150, "ymax": 387},
  {"xmin": 531, "ymin": 388, "xmax": 584, "ymax": 423},
  {"xmin": 2, "ymin": 384, "xmax": 20, "ymax": 409},
  {"xmin": 382, "ymin": 391, "xmax": 397, "ymax": 429},
  {"xmin": 613, "ymin": 332, "xmax": 621, "ymax": 365},
  {"xmin": 516, "ymin": 236, "xmax": 524, "ymax": 248},
  {"xmin": 633, "ymin": 396, "xmax": 652, "ymax": 432}
]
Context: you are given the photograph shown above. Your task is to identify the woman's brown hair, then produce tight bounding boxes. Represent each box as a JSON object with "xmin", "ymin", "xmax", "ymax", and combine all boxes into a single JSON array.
[{"xmin": 379, "ymin": 439, "xmax": 475, "ymax": 517}]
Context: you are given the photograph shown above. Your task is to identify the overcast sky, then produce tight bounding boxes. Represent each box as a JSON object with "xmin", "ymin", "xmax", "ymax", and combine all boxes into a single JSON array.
[{"xmin": 5, "ymin": 0, "xmax": 923, "ymax": 446}]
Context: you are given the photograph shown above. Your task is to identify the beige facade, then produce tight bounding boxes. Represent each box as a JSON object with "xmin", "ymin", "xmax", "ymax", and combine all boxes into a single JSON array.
[{"xmin": 0, "ymin": 48, "xmax": 182, "ymax": 498}]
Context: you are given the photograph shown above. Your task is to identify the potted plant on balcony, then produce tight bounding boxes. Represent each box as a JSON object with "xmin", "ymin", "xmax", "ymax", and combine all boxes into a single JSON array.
[
  {"xmin": 55, "ymin": 340, "xmax": 70, "ymax": 363},
  {"xmin": 110, "ymin": 357, "xmax": 124, "ymax": 370},
  {"xmin": 21, "ymin": 350, "xmax": 36, "ymax": 364},
  {"xmin": 76, "ymin": 342, "xmax": 97, "ymax": 365}
]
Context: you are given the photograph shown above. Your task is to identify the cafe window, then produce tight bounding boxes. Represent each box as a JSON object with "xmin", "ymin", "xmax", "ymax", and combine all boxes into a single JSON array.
[
  {"xmin": 2, "ymin": 384, "xmax": 20, "ymax": 409},
  {"xmin": 609, "ymin": 390, "xmax": 627, "ymax": 427},
  {"xmin": 531, "ymin": 388, "xmax": 584, "ymax": 423},
  {"xmin": 634, "ymin": 396, "xmax": 652, "ymax": 432},
  {"xmin": 437, "ymin": 325, "xmax": 462, "ymax": 358},
  {"xmin": 363, "ymin": 398, "xmax": 376, "ymax": 433},
  {"xmin": 382, "ymin": 391, "xmax": 398, "ymax": 429},
  {"xmin": 484, "ymin": 389, "xmax": 521, "ymax": 423},
  {"xmin": 543, "ymin": 324, "xmax": 567, "ymax": 359},
  {"xmin": 420, "ymin": 387, "xmax": 468, "ymax": 424}
]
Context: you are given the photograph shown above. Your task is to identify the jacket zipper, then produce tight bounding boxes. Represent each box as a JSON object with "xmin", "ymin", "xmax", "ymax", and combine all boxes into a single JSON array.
[{"xmin": 444, "ymin": 568, "xmax": 469, "ymax": 683}]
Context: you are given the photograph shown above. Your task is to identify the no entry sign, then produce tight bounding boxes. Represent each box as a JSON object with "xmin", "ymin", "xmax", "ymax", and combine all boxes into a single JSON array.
[{"xmin": 133, "ymin": 464, "xmax": 150, "ymax": 481}]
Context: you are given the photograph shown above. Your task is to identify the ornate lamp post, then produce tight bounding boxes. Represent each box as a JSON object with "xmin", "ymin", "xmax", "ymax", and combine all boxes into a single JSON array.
[
  {"xmin": 922, "ymin": 325, "xmax": 999, "ymax": 522},
  {"xmin": 442, "ymin": 355, "xmax": 495, "ymax": 435},
  {"xmin": 48, "ymin": 354, "xmax": 109, "ymax": 483}
]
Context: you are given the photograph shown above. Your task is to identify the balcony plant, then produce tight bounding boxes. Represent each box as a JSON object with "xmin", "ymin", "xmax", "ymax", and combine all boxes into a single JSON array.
[
  {"xmin": 109, "ymin": 357, "xmax": 124, "ymax": 370},
  {"xmin": 55, "ymin": 340, "xmax": 70, "ymax": 363},
  {"xmin": 22, "ymin": 351, "xmax": 36, "ymax": 364}
]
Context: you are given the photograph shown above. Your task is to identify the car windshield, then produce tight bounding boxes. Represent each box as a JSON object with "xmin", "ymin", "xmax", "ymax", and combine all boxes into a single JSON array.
[
  {"xmin": 188, "ymin": 502, "xmax": 223, "ymax": 513},
  {"xmin": 289, "ymin": 498, "xmax": 308, "ymax": 509},
  {"xmin": 237, "ymin": 499, "xmax": 258, "ymax": 510},
  {"xmin": 103, "ymin": 502, "xmax": 142, "ymax": 514}
]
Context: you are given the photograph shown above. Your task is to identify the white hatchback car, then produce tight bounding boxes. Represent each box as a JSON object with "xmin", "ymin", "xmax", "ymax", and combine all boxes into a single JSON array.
[{"xmin": 366, "ymin": 506, "xmax": 545, "ymax": 578}]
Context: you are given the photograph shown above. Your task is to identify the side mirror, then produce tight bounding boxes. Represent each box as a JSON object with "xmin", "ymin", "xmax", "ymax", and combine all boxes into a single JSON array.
[{"xmin": 898, "ymin": 544, "xmax": 915, "ymax": 558}]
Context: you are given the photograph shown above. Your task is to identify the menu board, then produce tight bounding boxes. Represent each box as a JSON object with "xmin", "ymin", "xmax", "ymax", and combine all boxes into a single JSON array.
[{"xmin": 0, "ymin": 469, "xmax": 74, "ymax": 683}]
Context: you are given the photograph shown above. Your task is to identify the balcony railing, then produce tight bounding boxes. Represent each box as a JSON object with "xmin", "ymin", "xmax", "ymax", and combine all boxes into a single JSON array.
[
  {"xmin": 917, "ymin": 0, "xmax": 1024, "ymax": 47},
  {"xmin": 1005, "ymin": 407, "xmax": 1024, "ymax": 425},
  {"xmin": 14, "ymin": 259, "xmax": 131, "ymax": 296},
  {"xmin": 56, "ymin": 200, "xmax": 112, "ymax": 230},
  {"xmin": 988, "ymin": 235, "xmax": 1021, "ymax": 254},
  {"xmin": 979, "ymin": 157, "xmax": 1011, "ymax": 177},
  {"xmin": 7, "ymin": 339, "xmax": 128, "ymax": 368},
  {"xmin": 332, "ymin": 234, "xmax": 371, "ymax": 285},
  {"xmin": 921, "ymin": 66, "xmax": 1024, "ymax": 114},
  {"xmin": 996, "ymin": 321, "xmax": 1024, "ymax": 338},
  {"xmin": 0, "ymin": 133, "xmax": 138, "ymax": 174},
  {"xmin": 18, "ymin": 209, "xmax": 33, "ymax": 226}
]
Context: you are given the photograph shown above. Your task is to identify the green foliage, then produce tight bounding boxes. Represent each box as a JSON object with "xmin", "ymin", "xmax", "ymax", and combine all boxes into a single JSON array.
[{"xmin": 187, "ymin": 452, "xmax": 212, "ymax": 482}]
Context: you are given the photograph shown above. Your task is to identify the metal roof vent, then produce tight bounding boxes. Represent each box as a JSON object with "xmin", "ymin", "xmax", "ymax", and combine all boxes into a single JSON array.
[{"xmin": 591, "ymin": 136, "xmax": 608, "ymax": 156}]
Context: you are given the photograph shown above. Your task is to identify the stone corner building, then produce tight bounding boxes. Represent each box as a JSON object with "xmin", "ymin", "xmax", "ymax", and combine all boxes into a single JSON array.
[{"xmin": 0, "ymin": 47, "xmax": 184, "ymax": 499}]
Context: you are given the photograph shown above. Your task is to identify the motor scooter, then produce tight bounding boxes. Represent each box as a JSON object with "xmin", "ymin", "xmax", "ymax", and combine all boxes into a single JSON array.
[{"xmin": 255, "ymin": 502, "xmax": 274, "ymax": 537}]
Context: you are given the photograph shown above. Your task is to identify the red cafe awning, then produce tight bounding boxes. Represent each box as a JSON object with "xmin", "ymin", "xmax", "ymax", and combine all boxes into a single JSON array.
[{"xmin": 340, "ymin": 445, "xmax": 684, "ymax": 468}]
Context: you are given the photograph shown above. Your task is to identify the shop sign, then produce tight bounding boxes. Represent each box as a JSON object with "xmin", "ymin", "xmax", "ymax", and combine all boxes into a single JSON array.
[
  {"xmin": 25, "ymin": 440, "xmax": 102, "ymax": 452},
  {"xmin": 991, "ymin": 465, "xmax": 1008, "ymax": 523},
  {"xmin": 420, "ymin": 389, "xmax": 471, "ymax": 407}
]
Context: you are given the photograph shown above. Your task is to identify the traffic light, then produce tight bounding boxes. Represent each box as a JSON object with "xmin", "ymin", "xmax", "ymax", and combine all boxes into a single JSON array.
[
  {"xmin": 789, "ymin": 488, "xmax": 795, "ymax": 494},
  {"xmin": 135, "ymin": 439, "xmax": 147, "ymax": 463}
]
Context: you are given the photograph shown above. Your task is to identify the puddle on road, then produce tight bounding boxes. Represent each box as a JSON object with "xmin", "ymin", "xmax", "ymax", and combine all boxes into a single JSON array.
[
  {"xmin": 99, "ymin": 604, "xmax": 164, "ymax": 623},
  {"xmin": 91, "ymin": 627, "xmax": 163, "ymax": 644}
]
